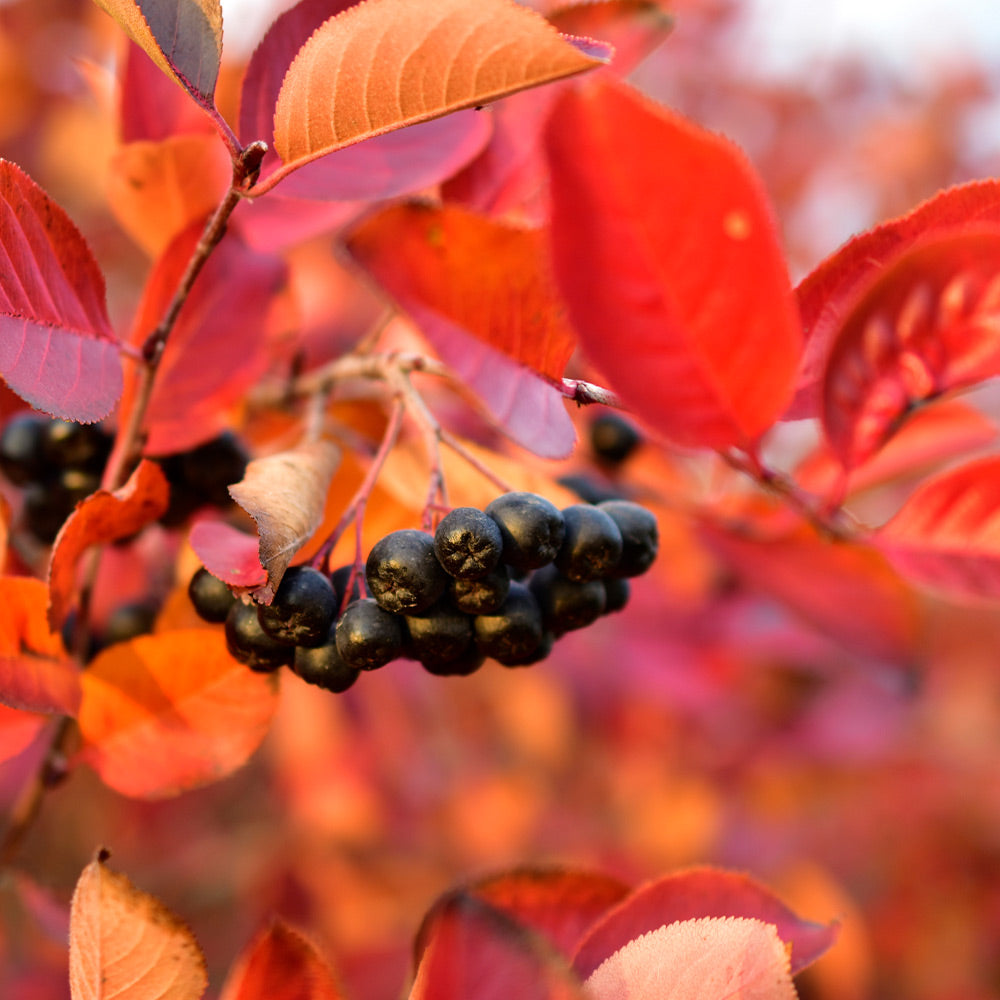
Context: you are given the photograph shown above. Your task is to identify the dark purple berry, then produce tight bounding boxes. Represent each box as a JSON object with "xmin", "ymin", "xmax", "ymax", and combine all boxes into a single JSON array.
[
  {"xmin": 433, "ymin": 507, "xmax": 503, "ymax": 580},
  {"xmin": 177, "ymin": 432, "xmax": 249, "ymax": 507},
  {"xmin": 450, "ymin": 564, "xmax": 510, "ymax": 615},
  {"xmin": 590, "ymin": 413, "xmax": 641, "ymax": 466},
  {"xmin": 101, "ymin": 601, "xmax": 157, "ymax": 646},
  {"xmin": 41, "ymin": 419, "xmax": 112, "ymax": 472},
  {"xmin": 292, "ymin": 634, "xmax": 360, "ymax": 693},
  {"xmin": 335, "ymin": 598, "xmax": 405, "ymax": 670},
  {"xmin": 485, "ymin": 492, "xmax": 565, "ymax": 571},
  {"xmin": 499, "ymin": 630, "xmax": 555, "ymax": 668},
  {"xmin": 405, "ymin": 600, "xmax": 474, "ymax": 668},
  {"xmin": 473, "ymin": 581, "xmax": 544, "ymax": 666},
  {"xmin": 530, "ymin": 564, "xmax": 606, "ymax": 635},
  {"xmin": 0, "ymin": 412, "xmax": 48, "ymax": 485},
  {"xmin": 330, "ymin": 565, "xmax": 364, "ymax": 609},
  {"xmin": 420, "ymin": 645, "xmax": 485, "ymax": 677},
  {"xmin": 257, "ymin": 566, "xmax": 337, "ymax": 646},
  {"xmin": 366, "ymin": 529, "xmax": 448, "ymax": 614},
  {"xmin": 554, "ymin": 504, "xmax": 623, "ymax": 582},
  {"xmin": 597, "ymin": 500, "xmax": 658, "ymax": 577},
  {"xmin": 188, "ymin": 567, "xmax": 236, "ymax": 623},
  {"xmin": 602, "ymin": 576, "xmax": 630, "ymax": 614},
  {"xmin": 225, "ymin": 601, "xmax": 295, "ymax": 672}
]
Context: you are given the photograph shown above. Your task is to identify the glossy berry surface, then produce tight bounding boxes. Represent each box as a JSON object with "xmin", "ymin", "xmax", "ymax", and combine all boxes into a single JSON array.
[
  {"xmin": 530, "ymin": 564, "xmax": 606, "ymax": 635},
  {"xmin": 225, "ymin": 601, "xmax": 295, "ymax": 672},
  {"xmin": 405, "ymin": 600, "xmax": 474, "ymax": 668},
  {"xmin": 603, "ymin": 576, "xmax": 631, "ymax": 614},
  {"xmin": 292, "ymin": 635, "xmax": 360, "ymax": 693},
  {"xmin": 433, "ymin": 507, "xmax": 503, "ymax": 580},
  {"xmin": 366, "ymin": 529, "xmax": 448, "ymax": 614},
  {"xmin": 0, "ymin": 413, "xmax": 48, "ymax": 485},
  {"xmin": 590, "ymin": 413, "xmax": 641, "ymax": 465},
  {"xmin": 188, "ymin": 567, "xmax": 236, "ymax": 623},
  {"xmin": 485, "ymin": 492, "xmax": 565, "ymax": 571},
  {"xmin": 473, "ymin": 581, "xmax": 544, "ymax": 665},
  {"xmin": 597, "ymin": 500, "xmax": 659, "ymax": 577},
  {"xmin": 450, "ymin": 564, "xmax": 510, "ymax": 615},
  {"xmin": 554, "ymin": 504, "xmax": 623, "ymax": 582},
  {"xmin": 335, "ymin": 598, "xmax": 405, "ymax": 670},
  {"xmin": 257, "ymin": 566, "xmax": 337, "ymax": 646}
]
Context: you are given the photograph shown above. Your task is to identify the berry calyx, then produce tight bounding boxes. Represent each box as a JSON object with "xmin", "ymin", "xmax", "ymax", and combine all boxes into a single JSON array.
[
  {"xmin": 450, "ymin": 564, "xmax": 510, "ymax": 615},
  {"xmin": 554, "ymin": 504, "xmax": 623, "ymax": 582},
  {"xmin": 256, "ymin": 565, "xmax": 337, "ymax": 646},
  {"xmin": 433, "ymin": 506, "xmax": 503, "ymax": 580},
  {"xmin": 485, "ymin": 492, "xmax": 565, "ymax": 571},
  {"xmin": 366, "ymin": 529, "xmax": 448, "ymax": 614}
]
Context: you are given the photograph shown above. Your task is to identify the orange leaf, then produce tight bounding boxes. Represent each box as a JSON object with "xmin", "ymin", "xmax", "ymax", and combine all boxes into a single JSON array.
[
  {"xmin": 107, "ymin": 136, "xmax": 232, "ymax": 256},
  {"xmin": 821, "ymin": 230, "xmax": 1000, "ymax": 469},
  {"xmin": 229, "ymin": 441, "xmax": 341, "ymax": 603},
  {"xmin": 48, "ymin": 460, "xmax": 169, "ymax": 631},
  {"xmin": 0, "ymin": 576, "xmax": 79, "ymax": 716},
  {"xmin": 545, "ymin": 78, "xmax": 801, "ymax": 450},
  {"xmin": 346, "ymin": 203, "xmax": 577, "ymax": 380},
  {"xmin": 69, "ymin": 850, "xmax": 207, "ymax": 1000},
  {"xmin": 875, "ymin": 455, "xmax": 1000, "ymax": 601},
  {"xmin": 77, "ymin": 630, "xmax": 278, "ymax": 798},
  {"xmin": 93, "ymin": 0, "xmax": 223, "ymax": 114},
  {"xmin": 583, "ymin": 917, "xmax": 796, "ymax": 1000},
  {"xmin": 272, "ymin": 0, "xmax": 606, "ymax": 176},
  {"xmin": 219, "ymin": 920, "xmax": 347, "ymax": 1000}
]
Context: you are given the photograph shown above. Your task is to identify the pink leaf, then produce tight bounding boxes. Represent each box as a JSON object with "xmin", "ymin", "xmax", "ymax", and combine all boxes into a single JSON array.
[
  {"xmin": 189, "ymin": 520, "xmax": 267, "ymax": 589},
  {"xmin": 0, "ymin": 161, "xmax": 121, "ymax": 422}
]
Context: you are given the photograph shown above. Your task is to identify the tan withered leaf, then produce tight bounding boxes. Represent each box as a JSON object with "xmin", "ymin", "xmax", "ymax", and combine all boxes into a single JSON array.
[
  {"xmin": 272, "ymin": 0, "xmax": 607, "ymax": 173},
  {"xmin": 228, "ymin": 441, "xmax": 340, "ymax": 602},
  {"xmin": 70, "ymin": 850, "xmax": 207, "ymax": 1000}
]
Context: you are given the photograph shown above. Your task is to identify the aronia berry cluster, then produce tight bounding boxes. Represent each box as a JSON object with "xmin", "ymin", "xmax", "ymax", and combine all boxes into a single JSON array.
[{"xmin": 189, "ymin": 492, "xmax": 658, "ymax": 693}]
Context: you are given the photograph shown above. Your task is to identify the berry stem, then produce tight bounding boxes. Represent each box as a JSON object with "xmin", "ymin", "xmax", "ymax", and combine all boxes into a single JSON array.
[{"xmin": 439, "ymin": 429, "xmax": 514, "ymax": 494}]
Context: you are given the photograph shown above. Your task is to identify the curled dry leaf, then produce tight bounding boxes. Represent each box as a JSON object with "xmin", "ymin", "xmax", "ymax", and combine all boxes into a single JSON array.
[
  {"xmin": 271, "ymin": 0, "xmax": 607, "ymax": 177},
  {"xmin": 583, "ymin": 917, "xmax": 796, "ymax": 1000},
  {"xmin": 228, "ymin": 440, "xmax": 341, "ymax": 603},
  {"xmin": 48, "ymin": 459, "xmax": 169, "ymax": 632},
  {"xmin": 70, "ymin": 851, "xmax": 207, "ymax": 1000}
]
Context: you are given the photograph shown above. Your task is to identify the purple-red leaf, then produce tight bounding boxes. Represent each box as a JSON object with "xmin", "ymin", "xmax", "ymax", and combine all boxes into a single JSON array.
[
  {"xmin": 546, "ymin": 79, "xmax": 801, "ymax": 450},
  {"xmin": 875, "ymin": 455, "xmax": 1000, "ymax": 601},
  {"xmin": 189, "ymin": 521, "xmax": 267, "ymax": 590},
  {"xmin": 0, "ymin": 161, "xmax": 121, "ymax": 422},
  {"xmin": 821, "ymin": 230, "xmax": 1000, "ymax": 469}
]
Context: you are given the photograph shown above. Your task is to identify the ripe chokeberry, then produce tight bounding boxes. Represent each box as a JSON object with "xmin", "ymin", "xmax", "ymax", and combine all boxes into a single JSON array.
[
  {"xmin": 473, "ymin": 581, "xmax": 544, "ymax": 666},
  {"xmin": 41, "ymin": 419, "xmax": 112, "ymax": 472},
  {"xmin": 590, "ymin": 412, "xmax": 641, "ymax": 466},
  {"xmin": 405, "ymin": 599, "xmax": 475, "ymax": 668},
  {"xmin": 335, "ymin": 598, "xmax": 405, "ymax": 670},
  {"xmin": 101, "ymin": 602, "xmax": 157, "ymax": 646},
  {"xmin": 292, "ymin": 633, "xmax": 361, "ymax": 693},
  {"xmin": 450, "ymin": 564, "xmax": 510, "ymax": 615},
  {"xmin": 603, "ymin": 576, "xmax": 631, "ymax": 614},
  {"xmin": 419, "ymin": 645, "xmax": 485, "ymax": 677},
  {"xmin": 256, "ymin": 565, "xmax": 337, "ymax": 646},
  {"xmin": 188, "ymin": 567, "xmax": 236, "ymax": 623},
  {"xmin": 597, "ymin": 500, "xmax": 659, "ymax": 577},
  {"xmin": 485, "ymin": 492, "xmax": 565, "ymax": 571},
  {"xmin": 433, "ymin": 507, "xmax": 503, "ymax": 580},
  {"xmin": 225, "ymin": 601, "xmax": 295, "ymax": 672},
  {"xmin": 529, "ymin": 564, "xmax": 606, "ymax": 635},
  {"xmin": 0, "ymin": 412, "xmax": 48, "ymax": 485},
  {"xmin": 366, "ymin": 529, "xmax": 448, "ymax": 614},
  {"xmin": 330, "ymin": 564, "xmax": 364, "ymax": 608},
  {"xmin": 554, "ymin": 504, "xmax": 623, "ymax": 582}
]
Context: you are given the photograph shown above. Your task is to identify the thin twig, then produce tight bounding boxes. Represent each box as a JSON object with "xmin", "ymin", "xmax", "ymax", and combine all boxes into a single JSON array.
[{"xmin": 439, "ymin": 429, "xmax": 514, "ymax": 495}]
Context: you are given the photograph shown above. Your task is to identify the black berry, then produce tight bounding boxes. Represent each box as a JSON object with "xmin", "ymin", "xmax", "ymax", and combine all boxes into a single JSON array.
[
  {"xmin": 330, "ymin": 564, "xmax": 364, "ymax": 608},
  {"xmin": 177, "ymin": 432, "xmax": 249, "ymax": 507},
  {"xmin": 433, "ymin": 507, "xmax": 503, "ymax": 580},
  {"xmin": 450, "ymin": 564, "xmax": 510, "ymax": 615},
  {"xmin": 597, "ymin": 500, "xmax": 659, "ymax": 577},
  {"xmin": 366, "ymin": 529, "xmax": 448, "ymax": 614},
  {"xmin": 225, "ymin": 601, "xmax": 295, "ymax": 672},
  {"xmin": 603, "ymin": 576, "xmax": 630, "ymax": 614},
  {"xmin": 529, "ymin": 564, "xmax": 606, "ymax": 635},
  {"xmin": 556, "ymin": 474, "xmax": 623, "ymax": 506},
  {"xmin": 257, "ymin": 566, "xmax": 337, "ymax": 646},
  {"xmin": 188, "ymin": 567, "xmax": 236, "ymax": 623},
  {"xmin": 292, "ymin": 634, "xmax": 360, "ymax": 693},
  {"xmin": 101, "ymin": 602, "xmax": 157, "ymax": 646},
  {"xmin": 473, "ymin": 581, "xmax": 544, "ymax": 666},
  {"xmin": 590, "ymin": 413, "xmax": 641, "ymax": 466},
  {"xmin": 405, "ymin": 600, "xmax": 475, "ymax": 668},
  {"xmin": 335, "ymin": 598, "xmax": 405, "ymax": 670},
  {"xmin": 0, "ymin": 412, "xmax": 48, "ymax": 485},
  {"xmin": 485, "ymin": 492, "xmax": 565, "ymax": 571},
  {"xmin": 420, "ymin": 645, "xmax": 485, "ymax": 677},
  {"xmin": 499, "ymin": 630, "xmax": 555, "ymax": 668},
  {"xmin": 41, "ymin": 419, "xmax": 112, "ymax": 472},
  {"xmin": 554, "ymin": 504, "xmax": 623, "ymax": 582}
]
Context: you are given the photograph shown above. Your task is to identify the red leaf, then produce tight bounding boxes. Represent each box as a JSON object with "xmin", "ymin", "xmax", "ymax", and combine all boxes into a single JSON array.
[
  {"xmin": 122, "ymin": 222, "xmax": 285, "ymax": 455},
  {"xmin": 875, "ymin": 455, "xmax": 1000, "ymax": 601},
  {"xmin": 821, "ymin": 230, "xmax": 1000, "ymax": 469},
  {"xmin": 47, "ymin": 460, "xmax": 169, "ymax": 631},
  {"xmin": 189, "ymin": 520, "xmax": 267, "ymax": 589},
  {"xmin": 545, "ymin": 79, "xmax": 801, "ymax": 450},
  {"xmin": 0, "ymin": 577, "xmax": 80, "ymax": 716},
  {"xmin": 792, "ymin": 179, "xmax": 1000, "ymax": 419},
  {"xmin": 346, "ymin": 203, "xmax": 577, "ymax": 380},
  {"xmin": 410, "ymin": 892, "xmax": 587, "ymax": 1000},
  {"xmin": 700, "ymin": 522, "xmax": 918, "ymax": 663},
  {"xmin": 572, "ymin": 867, "xmax": 838, "ymax": 981},
  {"xmin": 415, "ymin": 868, "xmax": 630, "ymax": 966},
  {"xmin": 77, "ymin": 629, "xmax": 278, "ymax": 798},
  {"xmin": 0, "ymin": 705, "xmax": 46, "ymax": 764},
  {"xmin": 240, "ymin": 0, "xmax": 491, "ymax": 203},
  {"xmin": 0, "ymin": 161, "xmax": 121, "ymax": 422},
  {"xmin": 219, "ymin": 920, "xmax": 346, "ymax": 1000}
]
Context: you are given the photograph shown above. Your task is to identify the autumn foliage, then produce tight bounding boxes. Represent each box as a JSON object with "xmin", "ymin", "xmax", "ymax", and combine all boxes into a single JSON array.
[{"xmin": 1, "ymin": 0, "xmax": 1000, "ymax": 997}]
